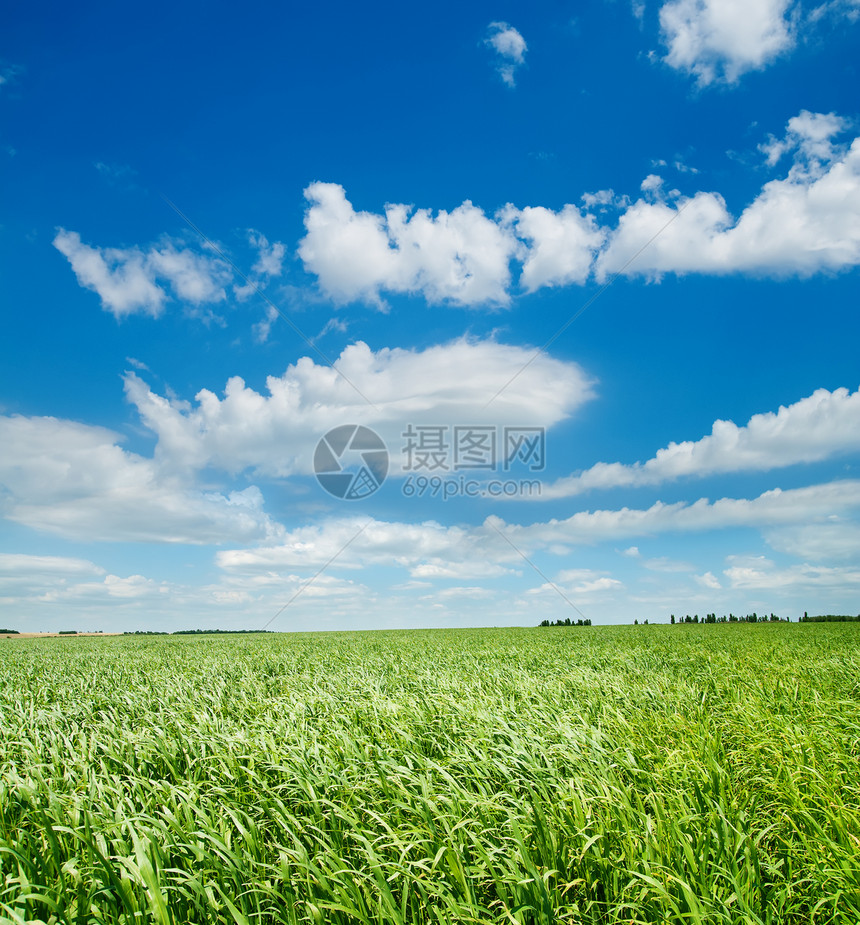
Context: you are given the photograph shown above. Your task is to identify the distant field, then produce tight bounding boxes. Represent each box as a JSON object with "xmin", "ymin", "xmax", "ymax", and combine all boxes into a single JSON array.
[{"xmin": 1, "ymin": 625, "xmax": 859, "ymax": 924}]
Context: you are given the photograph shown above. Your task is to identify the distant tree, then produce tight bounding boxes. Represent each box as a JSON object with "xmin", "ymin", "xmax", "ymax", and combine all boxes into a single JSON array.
[{"xmin": 670, "ymin": 614, "xmax": 675, "ymax": 624}]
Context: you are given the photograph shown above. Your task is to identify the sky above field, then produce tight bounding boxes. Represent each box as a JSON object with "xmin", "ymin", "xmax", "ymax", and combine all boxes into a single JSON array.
[{"xmin": 1, "ymin": 0, "xmax": 859, "ymax": 632}]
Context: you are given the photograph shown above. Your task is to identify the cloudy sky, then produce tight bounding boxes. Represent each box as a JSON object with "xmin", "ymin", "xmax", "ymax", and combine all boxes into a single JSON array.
[{"xmin": 2, "ymin": 0, "xmax": 859, "ymax": 632}]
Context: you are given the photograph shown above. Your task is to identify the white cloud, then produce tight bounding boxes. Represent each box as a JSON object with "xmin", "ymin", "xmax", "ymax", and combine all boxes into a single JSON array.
[
  {"xmin": 574, "ymin": 576, "xmax": 623, "ymax": 593},
  {"xmin": 411, "ymin": 560, "xmax": 515, "ymax": 579},
  {"xmin": 299, "ymin": 183, "xmax": 520, "ymax": 307},
  {"xmin": 53, "ymin": 231, "xmax": 231, "ymax": 319},
  {"xmin": 596, "ymin": 127, "xmax": 860, "ymax": 278},
  {"xmin": 0, "ymin": 415, "xmax": 282, "ymax": 544},
  {"xmin": 235, "ymin": 231, "xmax": 287, "ymax": 302},
  {"xmin": 301, "ymin": 119, "xmax": 860, "ymax": 306},
  {"xmin": 581, "ymin": 189, "xmax": 629, "ymax": 210},
  {"xmin": 249, "ymin": 231, "xmax": 286, "ymax": 278},
  {"xmin": 641, "ymin": 174, "xmax": 664, "ymax": 194},
  {"xmin": 124, "ymin": 338, "xmax": 594, "ymax": 478},
  {"xmin": 659, "ymin": 0, "xmax": 795, "ymax": 84},
  {"xmin": 509, "ymin": 205, "xmax": 605, "ymax": 290},
  {"xmin": 216, "ymin": 517, "xmax": 519, "ymax": 579},
  {"xmin": 759, "ymin": 110, "xmax": 850, "ymax": 174},
  {"xmin": 695, "ymin": 571, "xmax": 722, "ymax": 589},
  {"xmin": 38, "ymin": 573, "xmax": 170, "ymax": 604},
  {"xmin": 764, "ymin": 521, "xmax": 860, "ymax": 561},
  {"xmin": 252, "ymin": 304, "xmax": 280, "ymax": 343},
  {"xmin": 0, "ymin": 554, "xmax": 171, "ymax": 614},
  {"xmin": 555, "ymin": 568, "xmax": 624, "ymax": 594},
  {"xmin": 527, "ymin": 574, "xmax": 623, "ymax": 600},
  {"xmin": 0, "ymin": 554, "xmax": 104, "ymax": 576},
  {"xmin": 485, "ymin": 22, "xmax": 527, "ymax": 87},
  {"xmin": 807, "ymin": 0, "xmax": 860, "ymax": 26},
  {"xmin": 299, "ymin": 186, "xmax": 601, "ymax": 304},
  {"xmin": 724, "ymin": 558, "xmax": 860, "ymax": 591},
  {"xmin": 497, "ymin": 479, "xmax": 860, "ymax": 550},
  {"xmin": 435, "ymin": 586, "xmax": 497, "ymax": 600},
  {"xmin": 213, "ymin": 479, "xmax": 860, "ymax": 592},
  {"xmin": 542, "ymin": 386, "xmax": 860, "ymax": 498},
  {"xmin": 53, "ymin": 231, "xmax": 167, "ymax": 318},
  {"xmin": 147, "ymin": 245, "xmax": 229, "ymax": 306}
]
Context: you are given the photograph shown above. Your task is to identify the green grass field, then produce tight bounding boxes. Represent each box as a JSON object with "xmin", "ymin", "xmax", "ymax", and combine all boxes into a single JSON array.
[{"xmin": 1, "ymin": 625, "xmax": 859, "ymax": 924}]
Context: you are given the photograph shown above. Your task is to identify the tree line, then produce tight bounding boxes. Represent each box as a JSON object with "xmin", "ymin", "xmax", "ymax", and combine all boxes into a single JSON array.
[
  {"xmin": 537, "ymin": 612, "xmax": 860, "ymax": 627},
  {"xmin": 668, "ymin": 612, "xmax": 787, "ymax": 624},
  {"xmin": 538, "ymin": 618, "xmax": 592, "ymax": 627}
]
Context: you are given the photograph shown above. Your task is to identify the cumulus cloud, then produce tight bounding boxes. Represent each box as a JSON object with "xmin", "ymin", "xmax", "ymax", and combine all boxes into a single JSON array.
[
  {"xmin": 596, "ymin": 132, "xmax": 860, "ymax": 279},
  {"xmin": 659, "ymin": 0, "xmax": 795, "ymax": 84},
  {"xmin": 0, "ymin": 414, "xmax": 282, "ymax": 543},
  {"xmin": 509, "ymin": 205, "xmax": 605, "ymax": 290},
  {"xmin": 53, "ymin": 231, "xmax": 231, "ymax": 318},
  {"xmin": 485, "ymin": 22, "xmax": 528, "ymax": 86},
  {"xmin": 147, "ymin": 245, "xmax": 229, "ymax": 306},
  {"xmin": 759, "ymin": 110, "xmax": 850, "ymax": 174},
  {"xmin": 300, "ymin": 117, "xmax": 860, "ymax": 306},
  {"xmin": 123, "ymin": 338, "xmax": 594, "ymax": 478},
  {"xmin": 695, "ymin": 571, "xmax": 722, "ymax": 589},
  {"xmin": 298, "ymin": 183, "xmax": 521, "ymax": 307},
  {"xmin": 555, "ymin": 568, "xmax": 624, "ymax": 594},
  {"xmin": 541, "ymin": 386, "xmax": 860, "ymax": 498}
]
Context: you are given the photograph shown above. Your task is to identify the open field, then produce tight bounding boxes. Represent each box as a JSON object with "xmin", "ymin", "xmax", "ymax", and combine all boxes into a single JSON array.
[{"xmin": 1, "ymin": 625, "xmax": 859, "ymax": 924}]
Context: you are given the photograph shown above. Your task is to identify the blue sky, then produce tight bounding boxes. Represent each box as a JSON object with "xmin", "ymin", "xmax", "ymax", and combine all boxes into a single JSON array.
[{"xmin": 2, "ymin": 0, "xmax": 859, "ymax": 632}]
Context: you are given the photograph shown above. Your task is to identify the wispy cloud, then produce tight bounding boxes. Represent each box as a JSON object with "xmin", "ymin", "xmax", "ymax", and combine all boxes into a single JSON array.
[
  {"xmin": 53, "ymin": 231, "xmax": 231, "ymax": 319},
  {"xmin": 484, "ymin": 22, "xmax": 528, "ymax": 87}
]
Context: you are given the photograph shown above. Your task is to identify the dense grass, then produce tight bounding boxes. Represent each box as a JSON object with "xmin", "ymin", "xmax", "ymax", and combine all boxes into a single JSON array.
[{"xmin": 1, "ymin": 625, "xmax": 859, "ymax": 924}]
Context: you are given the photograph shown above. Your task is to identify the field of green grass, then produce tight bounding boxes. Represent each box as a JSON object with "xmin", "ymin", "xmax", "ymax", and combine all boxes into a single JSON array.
[{"xmin": 1, "ymin": 625, "xmax": 859, "ymax": 924}]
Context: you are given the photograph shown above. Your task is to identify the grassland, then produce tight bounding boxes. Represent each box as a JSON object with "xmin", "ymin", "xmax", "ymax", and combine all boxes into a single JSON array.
[{"xmin": 1, "ymin": 624, "xmax": 859, "ymax": 924}]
